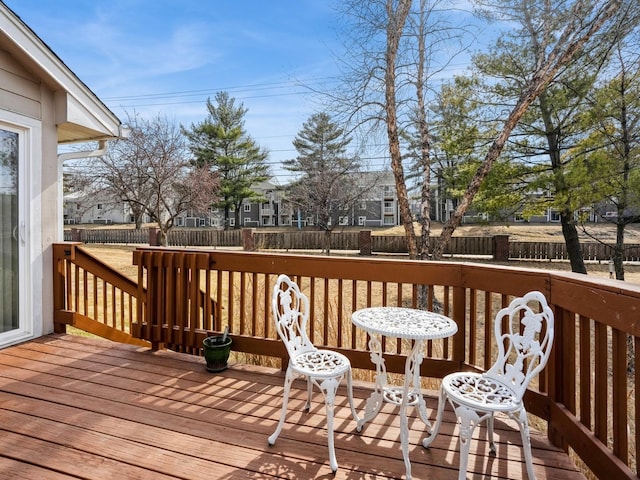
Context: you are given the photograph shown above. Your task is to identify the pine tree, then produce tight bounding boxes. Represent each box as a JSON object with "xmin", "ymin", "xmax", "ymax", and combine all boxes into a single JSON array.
[{"xmin": 183, "ymin": 92, "xmax": 269, "ymax": 229}]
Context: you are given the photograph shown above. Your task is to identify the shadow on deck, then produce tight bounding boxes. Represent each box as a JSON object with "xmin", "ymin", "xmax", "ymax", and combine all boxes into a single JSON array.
[{"xmin": 0, "ymin": 335, "xmax": 585, "ymax": 479}]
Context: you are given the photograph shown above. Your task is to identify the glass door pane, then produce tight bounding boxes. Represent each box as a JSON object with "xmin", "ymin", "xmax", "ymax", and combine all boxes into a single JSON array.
[{"xmin": 0, "ymin": 129, "xmax": 18, "ymax": 333}]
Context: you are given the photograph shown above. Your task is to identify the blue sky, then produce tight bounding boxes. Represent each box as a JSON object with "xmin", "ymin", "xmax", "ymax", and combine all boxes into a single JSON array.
[{"xmin": 5, "ymin": 1, "xmax": 480, "ymax": 183}]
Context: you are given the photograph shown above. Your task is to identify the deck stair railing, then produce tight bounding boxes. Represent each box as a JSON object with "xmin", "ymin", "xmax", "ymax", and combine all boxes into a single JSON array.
[
  {"xmin": 52, "ymin": 243, "xmax": 147, "ymax": 347},
  {"xmin": 53, "ymin": 242, "xmax": 640, "ymax": 479}
]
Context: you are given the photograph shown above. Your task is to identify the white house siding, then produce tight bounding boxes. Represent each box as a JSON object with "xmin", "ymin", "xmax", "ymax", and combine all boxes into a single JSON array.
[
  {"xmin": 0, "ymin": 69, "xmax": 48, "ymax": 345},
  {"xmin": 0, "ymin": 3, "xmax": 122, "ymax": 347}
]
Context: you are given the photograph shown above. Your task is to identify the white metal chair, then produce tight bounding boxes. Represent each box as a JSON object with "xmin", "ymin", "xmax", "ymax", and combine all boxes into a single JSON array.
[
  {"xmin": 267, "ymin": 274, "xmax": 359, "ymax": 473},
  {"xmin": 423, "ymin": 291, "xmax": 554, "ymax": 480}
]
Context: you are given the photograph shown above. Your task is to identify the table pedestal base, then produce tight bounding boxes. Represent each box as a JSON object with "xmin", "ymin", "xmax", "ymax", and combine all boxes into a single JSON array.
[{"xmin": 356, "ymin": 335, "xmax": 432, "ymax": 479}]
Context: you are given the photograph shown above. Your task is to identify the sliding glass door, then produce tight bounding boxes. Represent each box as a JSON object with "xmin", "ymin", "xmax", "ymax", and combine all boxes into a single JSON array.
[{"xmin": 0, "ymin": 128, "xmax": 19, "ymax": 335}]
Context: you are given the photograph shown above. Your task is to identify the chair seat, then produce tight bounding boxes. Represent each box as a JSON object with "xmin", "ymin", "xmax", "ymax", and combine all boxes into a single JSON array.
[
  {"xmin": 442, "ymin": 372, "xmax": 521, "ymax": 412},
  {"xmin": 291, "ymin": 350, "xmax": 351, "ymax": 378}
]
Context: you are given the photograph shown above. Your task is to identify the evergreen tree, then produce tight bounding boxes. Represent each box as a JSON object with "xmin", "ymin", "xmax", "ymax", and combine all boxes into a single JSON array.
[
  {"xmin": 467, "ymin": 0, "xmax": 637, "ymax": 272},
  {"xmin": 572, "ymin": 37, "xmax": 640, "ymax": 280},
  {"xmin": 183, "ymin": 92, "xmax": 269, "ymax": 229}
]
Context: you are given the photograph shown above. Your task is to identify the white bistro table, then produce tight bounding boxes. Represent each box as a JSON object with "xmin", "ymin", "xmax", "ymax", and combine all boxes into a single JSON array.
[{"xmin": 351, "ymin": 306, "xmax": 458, "ymax": 480}]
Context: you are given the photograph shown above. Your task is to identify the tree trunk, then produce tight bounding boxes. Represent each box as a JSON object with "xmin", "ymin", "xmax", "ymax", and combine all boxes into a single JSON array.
[
  {"xmin": 416, "ymin": 0, "xmax": 432, "ymax": 261},
  {"xmin": 224, "ymin": 204, "xmax": 231, "ymax": 231},
  {"xmin": 385, "ymin": 0, "xmax": 416, "ymax": 259},
  {"xmin": 132, "ymin": 204, "xmax": 145, "ymax": 229},
  {"xmin": 614, "ymin": 217, "xmax": 625, "ymax": 280},
  {"xmin": 323, "ymin": 229, "xmax": 332, "ymax": 256},
  {"xmin": 538, "ymin": 90, "xmax": 588, "ymax": 274},
  {"xmin": 159, "ymin": 229, "xmax": 168, "ymax": 247},
  {"xmin": 560, "ymin": 212, "xmax": 587, "ymax": 274}
]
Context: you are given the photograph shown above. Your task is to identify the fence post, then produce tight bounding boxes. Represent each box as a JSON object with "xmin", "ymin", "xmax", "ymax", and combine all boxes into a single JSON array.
[
  {"xmin": 359, "ymin": 230, "xmax": 372, "ymax": 256},
  {"xmin": 242, "ymin": 228, "xmax": 256, "ymax": 251},
  {"xmin": 70, "ymin": 228, "xmax": 83, "ymax": 242},
  {"xmin": 493, "ymin": 234, "xmax": 510, "ymax": 261},
  {"xmin": 148, "ymin": 227, "xmax": 159, "ymax": 246}
]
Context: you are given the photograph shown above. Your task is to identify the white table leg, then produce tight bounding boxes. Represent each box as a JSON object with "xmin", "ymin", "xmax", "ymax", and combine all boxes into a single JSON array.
[
  {"xmin": 400, "ymin": 339, "xmax": 425, "ymax": 480},
  {"xmin": 357, "ymin": 334, "xmax": 387, "ymax": 431}
]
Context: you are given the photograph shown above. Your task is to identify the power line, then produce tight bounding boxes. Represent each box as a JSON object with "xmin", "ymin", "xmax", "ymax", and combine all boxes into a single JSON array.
[
  {"xmin": 107, "ymin": 90, "xmax": 310, "ymax": 109},
  {"xmin": 102, "ymin": 77, "xmax": 340, "ymax": 102}
]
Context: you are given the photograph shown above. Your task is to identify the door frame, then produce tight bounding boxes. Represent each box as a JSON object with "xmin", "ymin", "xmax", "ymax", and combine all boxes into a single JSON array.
[{"xmin": 0, "ymin": 111, "xmax": 41, "ymax": 348}]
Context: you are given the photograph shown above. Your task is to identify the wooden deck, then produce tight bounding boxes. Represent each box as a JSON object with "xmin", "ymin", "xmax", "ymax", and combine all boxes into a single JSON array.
[{"xmin": 0, "ymin": 335, "xmax": 585, "ymax": 480}]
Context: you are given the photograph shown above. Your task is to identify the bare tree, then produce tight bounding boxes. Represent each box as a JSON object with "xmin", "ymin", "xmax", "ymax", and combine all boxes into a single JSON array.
[
  {"xmin": 406, "ymin": 0, "xmax": 473, "ymax": 258},
  {"xmin": 384, "ymin": 0, "xmax": 416, "ymax": 257},
  {"xmin": 96, "ymin": 112, "xmax": 157, "ymax": 228},
  {"xmin": 97, "ymin": 113, "xmax": 219, "ymax": 245},
  {"xmin": 334, "ymin": 0, "xmax": 623, "ymax": 260},
  {"xmin": 333, "ymin": 0, "xmax": 472, "ymax": 259},
  {"xmin": 284, "ymin": 113, "xmax": 372, "ymax": 254}
]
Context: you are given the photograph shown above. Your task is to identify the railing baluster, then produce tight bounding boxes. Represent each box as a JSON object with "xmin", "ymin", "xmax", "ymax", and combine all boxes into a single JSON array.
[
  {"xmin": 612, "ymin": 328, "xmax": 628, "ymax": 462},
  {"xmin": 239, "ymin": 272, "xmax": 246, "ymax": 335},
  {"xmin": 578, "ymin": 314, "xmax": 591, "ymax": 427},
  {"xmin": 337, "ymin": 279, "xmax": 343, "ymax": 348},
  {"xmin": 594, "ymin": 321, "xmax": 608, "ymax": 443}
]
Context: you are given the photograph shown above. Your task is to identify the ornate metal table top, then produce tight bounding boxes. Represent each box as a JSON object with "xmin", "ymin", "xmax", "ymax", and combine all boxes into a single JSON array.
[{"xmin": 351, "ymin": 306, "xmax": 457, "ymax": 340}]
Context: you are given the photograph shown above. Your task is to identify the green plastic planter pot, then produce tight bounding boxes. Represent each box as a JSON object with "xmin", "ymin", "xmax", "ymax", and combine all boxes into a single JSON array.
[{"xmin": 203, "ymin": 335, "xmax": 232, "ymax": 372}]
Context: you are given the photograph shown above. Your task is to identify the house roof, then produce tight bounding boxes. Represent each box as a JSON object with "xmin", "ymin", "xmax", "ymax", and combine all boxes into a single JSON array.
[{"xmin": 0, "ymin": 1, "xmax": 123, "ymax": 143}]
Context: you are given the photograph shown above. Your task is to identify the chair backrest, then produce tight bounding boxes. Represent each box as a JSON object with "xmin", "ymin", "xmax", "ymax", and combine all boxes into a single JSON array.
[
  {"xmin": 272, "ymin": 274, "xmax": 317, "ymax": 359},
  {"xmin": 485, "ymin": 291, "xmax": 554, "ymax": 400}
]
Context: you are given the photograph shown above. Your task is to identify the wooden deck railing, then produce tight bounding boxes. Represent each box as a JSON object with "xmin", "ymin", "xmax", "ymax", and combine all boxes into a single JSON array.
[
  {"xmin": 52, "ymin": 243, "xmax": 148, "ymax": 347},
  {"xmin": 53, "ymin": 242, "xmax": 640, "ymax": 479}
]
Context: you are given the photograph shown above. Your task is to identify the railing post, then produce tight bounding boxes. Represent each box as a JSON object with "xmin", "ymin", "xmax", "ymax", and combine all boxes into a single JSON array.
[
  {"xmin": 359, "ymin": 230, "xmax": 372, "ymax": 256},
  {"xmin": 53, "ymin": 244, "xmax": 67, "ymax": 333},
  {"xmin": 52, "ymin": 243, "xmax": 81, "ymax": 333}
]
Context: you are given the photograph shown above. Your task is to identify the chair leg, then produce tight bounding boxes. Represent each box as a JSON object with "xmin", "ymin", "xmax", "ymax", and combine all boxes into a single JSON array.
[
  {"xmin": 513, "ymin": 407, "xmax": 536, "ymax": 480},
  {"xmin": 422, "ymin": 385, "xmax": 446, "ymax": 448},
  {"xmin": 346, "ymin": 368, "xmax": 361, "ymax": 423},
  {"xmin": 487, "ymin": 412, "xmax": 496, "ymax": 455},
  {"xmin": 268, "ymin": 367, "xmax": 294, "ymax": 446},
  {"xmin": 454, "ymin": 404, "xmax": 481, "ymax": 480},
  {"xmin": 304, "ymin": 376, "xmax": 312, "ymax": 412},
  {"xmin": 317, "ymin": 376, "xmax": 342, "ymax": 473}
]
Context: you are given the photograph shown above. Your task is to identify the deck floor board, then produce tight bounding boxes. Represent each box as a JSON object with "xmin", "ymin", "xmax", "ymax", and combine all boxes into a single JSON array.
[{"xmin": 0, "ymin": 335, "xmax": 585, "ymax": 479}]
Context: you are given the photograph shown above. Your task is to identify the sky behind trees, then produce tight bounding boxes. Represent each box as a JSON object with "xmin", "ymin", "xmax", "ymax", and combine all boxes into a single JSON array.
[{"xmin": 5, "ymin": 0, "xmax": 479, "ymax": 181}]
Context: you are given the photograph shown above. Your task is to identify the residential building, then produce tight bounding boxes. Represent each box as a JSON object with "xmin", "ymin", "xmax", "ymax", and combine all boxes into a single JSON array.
[
  {"xmin": 63, "ymin": 191, "xmax": 149, "ymax": 225},
  {"xmin": 238, "ymin": 180, "xmax": 285, "ymax": 227},
  {"xmin": 175, "ymin": 173, "xmax": 402, "ymax": 229},
  {"xmin": 281, "ymin": 171, "xmax": 401, "ymax": 229}
]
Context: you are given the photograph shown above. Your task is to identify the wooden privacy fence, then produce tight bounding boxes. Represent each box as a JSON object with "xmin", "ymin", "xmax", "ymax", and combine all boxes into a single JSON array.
[
  {"xmin": 63, "ymin": 227, "xmax": 640, "ymax": 261},
  {"xmin": 511, "ymin": 239, "xmax": 640, "ymax": 261},
  {"xmin": 65, "ymin": 227, "xmax": 242, "ymax": 247}
]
